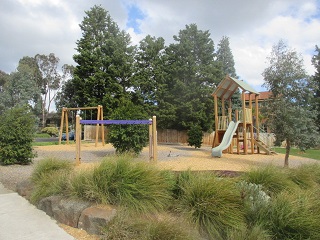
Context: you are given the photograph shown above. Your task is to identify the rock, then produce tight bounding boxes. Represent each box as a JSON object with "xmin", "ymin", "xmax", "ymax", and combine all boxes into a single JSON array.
[
  {"xmin": 78, "ymin": 205, "xmax": 117, "ymax": 235},
  {"xmin": 38, "ymin": 196, "xmax": 92, "ymax": 227},
  {"xmin": 16, "ymin": 180, "xmax": 33, "ymax": 200}
]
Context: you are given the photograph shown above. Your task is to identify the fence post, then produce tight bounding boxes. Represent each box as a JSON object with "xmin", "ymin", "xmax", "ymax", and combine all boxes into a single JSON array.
[{"xmin": 152, "ymin": 116, "xmax": 157, "ymax": 161}]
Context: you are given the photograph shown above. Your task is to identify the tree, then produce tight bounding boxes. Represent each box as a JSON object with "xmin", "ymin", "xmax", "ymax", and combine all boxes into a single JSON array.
[
  {"xmin": 132, "ymin": 35, "xmax": 167, "ymax": 116},
  {"xmin": 163, "ymin": 24, "xmax": 223, "ymax": 131},
  {"xmin": 35, "ymin": 53, "xmax": 62, "ymax": 127},
  {"xmin": 262, "ymin": 40, "xmax": 318, "ymax": 167},
  {"xmin": 0, "ymin": 57, "xmax": 40, "ymax": 114},
  {"xmin": 0, "ymin": 106, "xmax": 37, "ymax": 165},
  {"xmin": 311, "ymin": 45, "xmax": 320, "ymax": 130},
  {"xmin": 216, "ymin": 36, "xmax": 237, "ymax": 78},
  {"xmin": 72, "ymin": 5, "xmax": 134, "ymax": 118}
]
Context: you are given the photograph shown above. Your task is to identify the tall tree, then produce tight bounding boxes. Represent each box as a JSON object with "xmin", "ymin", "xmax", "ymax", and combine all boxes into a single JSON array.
[
  {"xmin": 0, "ymin": 57, "xmax": 40, "ymax": 113},
  {"xmin": 132, "ymin": 35, "xmax": 167, "ymax": 115},
  {"xmin": 311, "ymin": 45, "xmax": 320, "ymax": 130},
  {"xmin": 72, "ymin": 5, "xmax": 134, "ymax": 118},
  {"xmin": 163, "ymin": 23, "xmax": 223, "ymax": 131},
  {"xmin": 35, "ymin": 53, "xmax": 62, "ymax": 127},
  {"xmin": 216, "ymin": 36, "xmax": 237, "ymax": 78},
  {"xmin": 262, "ymin": 40, "xmax": 318, "ymax": 167}
]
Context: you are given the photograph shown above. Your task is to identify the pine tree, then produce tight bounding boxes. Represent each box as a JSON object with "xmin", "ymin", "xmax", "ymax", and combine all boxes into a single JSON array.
[
  {"xmin": 216, "ymin": 36, "xmax": 237, "ymax": 78},
  {"xmin": 311, "ymin": 45, "xmax": 320, "ymax": 131}
]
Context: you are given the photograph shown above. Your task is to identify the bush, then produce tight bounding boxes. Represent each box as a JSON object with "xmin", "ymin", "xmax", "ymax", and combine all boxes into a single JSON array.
[
  {"xmin": 41, "ymin": 127, "xmax": 59, "ymax": 137},
  {"xmin": 187, "ymin": 124, "xmax": 203, "ymax": 148},
  {"xmin": 108, "ymin": 102, "xmax": 149, "ymax": 154},
  {"xmin": 242, "ymin": 165, "xmax": 294, "ymax": 195},
  {"xmin": 176, "ymin": 172, "xmax": 245, "ymax": 239},
  {"xmin": 0, "ymin": 106, "xmax": 37, "ymax": 165},
  {"xmin": 30, "ymin": 158, "xmax": 73, "ymax": 203},
  {"xmin": 81, "ymin": 155, "xmax": 173, "ymax": 213}
]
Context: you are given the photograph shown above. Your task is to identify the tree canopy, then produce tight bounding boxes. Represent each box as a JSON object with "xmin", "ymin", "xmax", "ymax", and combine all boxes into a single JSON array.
[
  {"xmin": 262, "ymin": 40, "xmax": 318, "ymax": 167},
  {"xmin": 311, "ymin": 45, "xmax": 320, "ymax": 130}
]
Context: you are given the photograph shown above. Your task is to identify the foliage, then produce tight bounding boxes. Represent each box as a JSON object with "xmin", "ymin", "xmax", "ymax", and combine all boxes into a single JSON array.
[
  {"xmin": 108, "ymin": 101, "xmax": 149, "ymax": 154},
  {"xmin": 31, "ymin": 158, "xmax": 73, "ymax": 183},
  {"xmin": 242, "ymin": 165, "xmax": 294, "ymax": 195},
  {"xmin": 162, "ymin": 23, "xmax": 223, "ymax": 131},
  {"xmin": 261, "ymin": 190, "xmax": 320, "ymax": 240},
  {"xmin": 70, "ymin": 5, "xmax": 134, "ymax": 118},
  {"xmin": 187, "ymin": 124, "xmax": 203, "ymax": 148},
  {"xmin": 262, "ymin": 40, "xmax": 319, "ymax": 166},
  {"xmin": 102, "ymin": 211, "xmax": 201, "ymax": 240},
  {"xmin": 312, "ymin": 45, "xmax": 320, "ymax": 131},
  {"xmin": 226, "ymin": 224, "xmax": 271, "ymax": 240},
  {"xmin": 71, "ymin": 156, "xmax": 173, "ymax": 213},
  {"xmin": 41, "ymin": 127, "xmax": 59, "ymax": 137},
  {"xmin": 175, "ymin": 172, "xmax": 245, "ymax": 239},
  {"xmin": 30, "ymin": 158, "xmax": 73, "ymax": 203},
  {"xmin": 0, "ymin": 106, "xmax": 37, "ymax": 165},
  {"xmin": 216, "ymin": 36, "xmax": 237, "ymax": 78}
]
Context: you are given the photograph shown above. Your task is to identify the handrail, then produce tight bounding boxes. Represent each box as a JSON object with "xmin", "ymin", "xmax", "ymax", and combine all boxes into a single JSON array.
[{"xmin": 253, "ymin": 126, "xmax": 275, "ymax": 152}]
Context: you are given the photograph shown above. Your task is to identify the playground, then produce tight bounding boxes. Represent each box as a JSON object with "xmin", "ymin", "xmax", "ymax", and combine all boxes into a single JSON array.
[{"xmin": 34, "ymin": 143, "xmax": 318, "ymax": 172}]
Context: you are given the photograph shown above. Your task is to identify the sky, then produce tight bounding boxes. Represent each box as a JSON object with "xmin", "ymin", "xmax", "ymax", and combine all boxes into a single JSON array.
[{"xmin": 1, "ymin": 0, "xmax": 320, "ymax": 92}]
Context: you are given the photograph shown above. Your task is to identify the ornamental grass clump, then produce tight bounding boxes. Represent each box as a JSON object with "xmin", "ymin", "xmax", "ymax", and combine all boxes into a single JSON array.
[
  {"xmin": 288, "ymin": 164, "xmax": 320, "ymax": 189},
  {"xmin": 87, "ymin": 155, "xmax": 174, "ymax": 213},
  {"xmin": 176, "ymin": 172, "xmax": 245, "ymax": 239},
  {"xmin": 242, "ymin": 165, "xmax": 294, "ymax": 195},
  {"xmin": 30, "ymin": 158, "xmax": 73, "ymax": 203},
  {"xmin": 261, "ymin": 189, "xmax": 320, "ymax": 240}
]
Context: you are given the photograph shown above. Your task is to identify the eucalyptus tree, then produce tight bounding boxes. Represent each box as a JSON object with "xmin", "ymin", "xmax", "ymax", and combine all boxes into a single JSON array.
[
  {"xmin": 262, "ymin": 40, "xmax": 318, "ymax": 167},
  {"xmin": 311, "ymin": 45, "xmax": 320, "ymax": 130},
  {"xmin": 72, "ymin": 5, "xmax": 135, "ymax": 118},
  {"xmin": 163, "ymin": 23, "xmax": 223, "ymax": 131}
]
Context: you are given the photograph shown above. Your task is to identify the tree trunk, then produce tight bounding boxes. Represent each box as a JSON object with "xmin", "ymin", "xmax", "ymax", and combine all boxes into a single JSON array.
[{"xmin": 284, "ymin": 139, "xmax": 290, "ymax": 167}]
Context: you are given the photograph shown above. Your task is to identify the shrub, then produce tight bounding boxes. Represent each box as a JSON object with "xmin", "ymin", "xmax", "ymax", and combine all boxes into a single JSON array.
[
  {"xmin": 30, "ymin": 158, "xmax": 73, "ymax": 203},
  {"xmin": 31, "ymin": 158, "xmax": 73, "ymax": 183},
  {"xmin": 261, "ymin": 190, "xmax": 320, "ymax": 239},
  {"xmin": 108, "ymin": 102, "xmax": 149, "ymax": 155},
  {"xmin": 0, "ymin": 106, "xmax": 37, "ymax": 165},
  {"xmin": 242, "ymin": 165, "xmax": 294, "ymax": 195},
  {"xmin": 176, "ymin": 173, "xmax": 245, "ymax": 239},
  {"xmin": 226, "ymin": 224, "xmax": 271, "ymax": 240},
  {"xmin": 85, "ymin": 155, "xmax": 173, "ymax": 213},
  {"xmin": 41, "ymin": 127, "xmax": 59, "ymax": 137},
  {"xmin": 102, "ymin": 211, "xmax": 201, "ymax": 240},
  {"xmin": 187, "ymin": 124, "xmax": 203, "ymax": 149}
]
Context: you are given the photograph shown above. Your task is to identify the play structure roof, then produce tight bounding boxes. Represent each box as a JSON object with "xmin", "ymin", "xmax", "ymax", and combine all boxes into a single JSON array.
[{"xmin": 212, "ymin": 75, "xmax": 259, "ymax": 100}]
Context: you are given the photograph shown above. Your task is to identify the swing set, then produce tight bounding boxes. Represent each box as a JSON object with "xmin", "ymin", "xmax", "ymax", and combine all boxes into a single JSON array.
[
  {"xmin": 58, "ymin": 105, "xmax": 104, "ymax": 146},
  {"xmin": 74, "ymin": 115, "xmax": 158, "ymax": 165}
]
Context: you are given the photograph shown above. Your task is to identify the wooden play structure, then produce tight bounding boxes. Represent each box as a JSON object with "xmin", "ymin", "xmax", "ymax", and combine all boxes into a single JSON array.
[
  {"xmin": 212, "ymin": 75, "xmax": 273, "ymax": 155},
  {"xmin": 74, "ymin": 115, "xmax": 158, "ymax": 165},
  {"xmin": 58, "ymin": 105, "xmax": 104, "ymax": 146}
]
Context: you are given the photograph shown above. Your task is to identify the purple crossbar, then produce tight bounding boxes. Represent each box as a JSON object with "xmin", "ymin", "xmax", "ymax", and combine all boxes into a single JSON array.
[{"xmin": 80, "ymin": 120, "xmax": 152, "ymax": 125}]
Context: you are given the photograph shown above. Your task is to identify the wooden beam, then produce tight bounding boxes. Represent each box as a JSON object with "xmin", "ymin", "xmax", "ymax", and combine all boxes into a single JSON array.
[{"xmin": 242, "ymin": 91, "xmax": 247, "ymax": 154}]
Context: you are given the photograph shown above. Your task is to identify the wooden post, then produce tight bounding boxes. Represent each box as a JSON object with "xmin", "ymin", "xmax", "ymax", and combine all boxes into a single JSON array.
[
  {"xmin": 149, "ymin": 118, "xmax": 153, "ymax": 160},
  {"xmin": 65, "ymin": 110, "xmax": 69, "ymax": 145},
  {"xmin": 75, "ymin": 115, "xmax": 81, "ymax": 166},
  {"xmin": 221, "ymin": 98, "xmax": 225, "ymax": 116},
  {"xmin": 99, "ymin": 105, "xmax": 105, "ymax": 146},
  {"xmin": 242, "ymin": 91, "xmax": 247, "ymax": 154},
  {"xmin": 59, "ymin": 108, "xmax": 65, "ymax": 144},
  {"xmin": 95, "ymin": 106, "xmax": 101, "ymax": 147},
  {"xmin": 152, "ymin": 116, "xmax": 157, "ymax": 161},
  {"xmin": 213, "ymin": 95, "xmax": 219, "ymax": 147},
  {"xmin": 255, "ymin": 94, "xmax": 260, "ymax": 154}
]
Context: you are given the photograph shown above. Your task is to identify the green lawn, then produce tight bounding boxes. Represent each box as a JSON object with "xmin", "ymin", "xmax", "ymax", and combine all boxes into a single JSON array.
[{"xmin": 274, "ymin": 147, "xmax": 320, "ymax": 161}]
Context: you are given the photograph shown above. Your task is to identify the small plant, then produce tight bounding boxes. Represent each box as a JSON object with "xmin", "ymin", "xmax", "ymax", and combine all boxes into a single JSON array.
[
  {"xmin": 41, "ymin": 127, "xmax": 59, "ymax": 137},
  {"xmin": 187, "ymin": 124, "xmax": 203, "ymax": 149},
  {"xmin": 86, "ymin": 155, "xmax": 173, "ymax": 213},
  {"xmin": 176, "ymin": 173, "xmax": 245, "ymax": 239},
  {"xmin": 242, "ymin": 165, "xmax": 294, "ymax": 195}
]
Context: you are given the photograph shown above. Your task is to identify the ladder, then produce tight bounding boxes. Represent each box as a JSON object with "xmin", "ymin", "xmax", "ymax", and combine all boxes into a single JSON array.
[{"xmin": 253, "ymin": 126, "xmax": 276, "ymax": 155}]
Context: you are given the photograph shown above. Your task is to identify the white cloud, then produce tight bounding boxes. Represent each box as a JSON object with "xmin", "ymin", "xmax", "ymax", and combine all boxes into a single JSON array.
[{"xmin": 0, "ymin": 0, "xmax": 319, "ymax": 93}]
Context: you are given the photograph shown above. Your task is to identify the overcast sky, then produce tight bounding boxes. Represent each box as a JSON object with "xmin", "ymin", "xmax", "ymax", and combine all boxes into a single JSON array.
[{"xmin": 1, "ymin": 0, "xmax": 319, "ymax": 91}]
